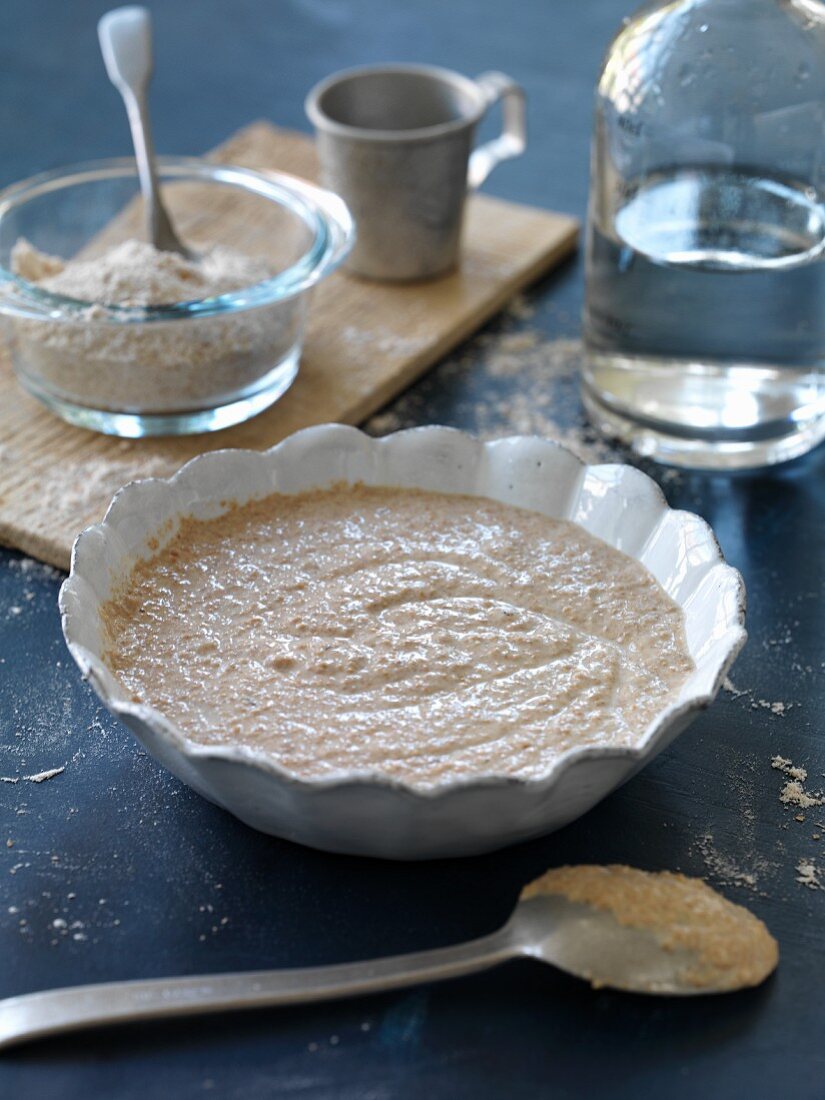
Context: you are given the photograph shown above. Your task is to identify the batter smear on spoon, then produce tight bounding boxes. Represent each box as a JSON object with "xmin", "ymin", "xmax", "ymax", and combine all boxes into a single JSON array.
[{"xmin": 101, "ymin": 484, "xmax": 694, "ymax": 790}]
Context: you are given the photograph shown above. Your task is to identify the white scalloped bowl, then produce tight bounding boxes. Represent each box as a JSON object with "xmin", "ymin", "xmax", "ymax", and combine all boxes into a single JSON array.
[{"xmin": 59, "ymin": 425, "xmax": 746, "ymax": 859}]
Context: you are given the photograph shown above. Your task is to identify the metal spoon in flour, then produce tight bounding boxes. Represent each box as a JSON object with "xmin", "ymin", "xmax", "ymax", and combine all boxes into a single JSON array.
[
  {"xmin": 98, "ymin": 6, "xmax": 196, "ymax": 259},
  {"xmin": 0, "ymin": 865, "xmax": 777, "ymax": 1051}
]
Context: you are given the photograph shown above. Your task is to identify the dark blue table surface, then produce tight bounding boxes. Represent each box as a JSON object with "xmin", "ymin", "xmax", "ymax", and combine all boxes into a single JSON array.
[{"xmin": 2, "ymin": 2, "xmax": 824, "ymax": 1097}]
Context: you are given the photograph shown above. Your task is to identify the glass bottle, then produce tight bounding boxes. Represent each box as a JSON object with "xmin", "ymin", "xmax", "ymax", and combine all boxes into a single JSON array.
[{"xmin": 582, "ymin": 0, "xmax": 825, "ymax": 468}]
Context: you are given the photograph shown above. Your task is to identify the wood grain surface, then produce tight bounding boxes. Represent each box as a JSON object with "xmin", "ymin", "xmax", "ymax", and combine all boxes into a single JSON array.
[{"xmin": 0, "ymin": 121, "xmax": 577, "ymax": 569}]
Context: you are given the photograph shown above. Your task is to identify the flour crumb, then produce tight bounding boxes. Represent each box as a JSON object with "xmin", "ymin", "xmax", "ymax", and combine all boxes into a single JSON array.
[
  {"xmin": 779, "ymin": 780, "xmax": 823, "ymax": 809},
  {"xmin": 366, "ymin": 336, "xmax": 625, "ymax": 468},
  {"xmin": 772, "ymin": 756, "xmax": 824, "ymax": 810},
  {"xmin": 2, "ymin": 767, "xmax": 66, "ymax": 784},
  {"xmin": 771, "ymin": 756, "xmax": 807, "ymax": 783},
  {"xmin": 754, "ymin": 698, "xmax": 789, "ymax": 716},
  {"xmin": 505, "ymin": 293, "xmax": 535, "ymax": 321},
  {"xmin": 7, "ymin": 557, "xmax": 64, "ymax": 581},
  {"xmin": 796, "ymin": 859, "xmax": 822, "ymax": 890},
  {"xmin": 695, "ymin": 834, "xmax": 760, "ymax": 891},
  {"xmin": 722, "ymin": 676, "xmax": 748, "ymax": 698},
  {"xmin": 23, "ymin": 766, "xmax": 65, "ymax": 783},
  {"xmin": 723, "ymin": 681, "xmax": 791, "ymax": 715}
]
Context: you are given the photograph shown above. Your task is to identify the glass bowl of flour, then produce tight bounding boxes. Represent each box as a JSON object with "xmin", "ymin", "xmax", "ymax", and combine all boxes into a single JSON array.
[{"xmin": 0, "ymin": 158, "xmax": 353, "ymax": 436}]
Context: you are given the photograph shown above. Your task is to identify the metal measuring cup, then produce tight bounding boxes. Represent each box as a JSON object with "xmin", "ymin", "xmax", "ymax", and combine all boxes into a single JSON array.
[{"xmin": 306, "ymin": 63, "xmax": 527, "ymax": 281}]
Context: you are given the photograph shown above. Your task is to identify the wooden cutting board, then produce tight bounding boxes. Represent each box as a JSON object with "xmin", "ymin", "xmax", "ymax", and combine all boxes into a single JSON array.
[{"xmin": 0, "ymin": 121, "xmax": 578, "ymax": 570}]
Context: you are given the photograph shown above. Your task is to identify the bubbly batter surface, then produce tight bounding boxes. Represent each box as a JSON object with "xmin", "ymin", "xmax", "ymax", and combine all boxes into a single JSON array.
[{"xmin": 101, "ymin": 485, "xmax": 694, "ymax": 788}]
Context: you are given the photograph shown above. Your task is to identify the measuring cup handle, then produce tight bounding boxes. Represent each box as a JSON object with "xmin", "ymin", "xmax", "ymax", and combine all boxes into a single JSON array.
[{"xmin": 467, "ymin": 71, "xmax": 527, "ymax": 190}]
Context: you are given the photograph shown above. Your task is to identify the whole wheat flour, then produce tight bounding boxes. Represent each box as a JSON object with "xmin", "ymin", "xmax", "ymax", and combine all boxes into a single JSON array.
[{"xmin": 6, "ymin": 238, "xmax": 295, "ymax": 413}]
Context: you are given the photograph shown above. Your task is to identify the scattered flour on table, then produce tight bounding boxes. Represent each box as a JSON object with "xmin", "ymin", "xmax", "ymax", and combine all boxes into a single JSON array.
[
  {"xmin": 0, "ymin": 766, "xmax": 65, "ymax": 784},
  {"xmin": 465, "ymin": 335, "xmax": 623, "ymax": 464},
  {"xmin": 722, "ymin": 676, "xmax": 794, "ymax": 717},
  {"xmin": 27, "ymin": 452, "xmax": 176, "ymax": 519},
  {"xmin": 504, "ymin": 293, "xmax": 536, "ymax": 321},
  {"xmin": 796, "ymin": 859, "xmax": 822, "ymax": 890},
  {"xmin": 722, "ymin": 676, "xmax": 748, "ymax": 699},
  {"xmin": 755, "ymin": 699, "xmax": 790, "ymax": 716},
  {"xmin": 6, "ymin": 557, "xmax": 64, "ymax": 581},
  {"xmin": 367, "ymin": 311, "xmax": 694, "ymax": 500},
  {"xmin": 771, "ymin": 756, "xmax": 808, "ymax": 784},
  {"xmin": 694, "ymin": 834, "xmax": 765, "ymax": 893},
  {"xmin": 771, "ymin": 756, "xmax": 824, "ymax": 810},
  {"xmin": 341, "ymin": 325, "xmax": 430, "ymax": 360},
  {"xmin": 23, "ymin": 766, "xmax": 65, "ymax": 783},
  {"xmin": 368, "ymin": 328, "xmax": 628, "ymax": 467}
]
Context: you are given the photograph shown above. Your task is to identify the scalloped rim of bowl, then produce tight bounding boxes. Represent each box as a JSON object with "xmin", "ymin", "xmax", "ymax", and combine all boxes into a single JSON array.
[{"xmin": 59, "ymin": 425, "xmax": 747, "ymax": 810}]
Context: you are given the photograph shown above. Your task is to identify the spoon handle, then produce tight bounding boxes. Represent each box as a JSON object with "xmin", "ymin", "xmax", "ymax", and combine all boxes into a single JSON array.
[
  {"xmin": 0, "ymin": 927, "xmax": 516, "ymax": 1051},
  {"xmin": 98, "ymin": 7, "xmax": 190, "ymax": 255}
]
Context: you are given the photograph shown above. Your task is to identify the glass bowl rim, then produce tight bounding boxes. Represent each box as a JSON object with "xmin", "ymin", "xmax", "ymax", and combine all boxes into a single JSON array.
[{"xmin": 0, "ymin": 157, "xmax": 348, "ymax": 322}]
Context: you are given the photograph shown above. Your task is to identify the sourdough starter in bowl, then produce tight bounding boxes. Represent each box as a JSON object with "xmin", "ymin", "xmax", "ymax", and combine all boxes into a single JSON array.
[{"xmin": 99, "ymin": 484, "xmax": 695, "ymax": 790}]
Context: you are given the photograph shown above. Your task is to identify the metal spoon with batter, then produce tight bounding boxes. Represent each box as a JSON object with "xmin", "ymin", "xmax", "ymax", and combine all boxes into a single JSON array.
[
  {"xmin": 98, "ymin": 6, "xmax": 196, "ymax": 259},
  {"xmin": 0, "ymin": 865, "xmax": 778, "ymax": 1051}
]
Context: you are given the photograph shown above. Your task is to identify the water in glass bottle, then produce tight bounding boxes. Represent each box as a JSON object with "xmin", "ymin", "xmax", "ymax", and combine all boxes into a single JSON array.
[{"xmin": 583, "ymin": 0, "xmax": 825, "ymax": 469}]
